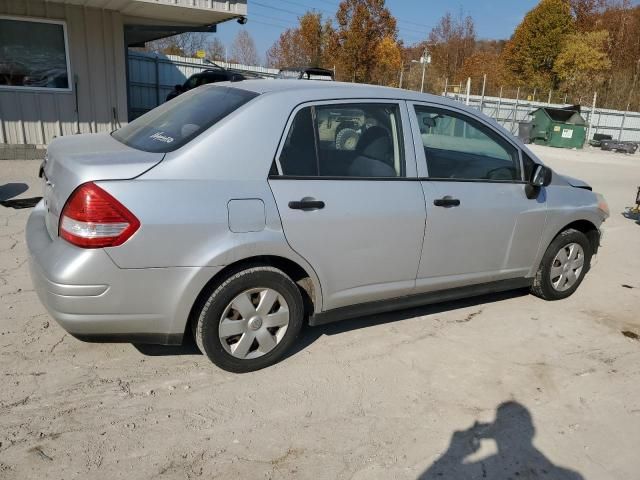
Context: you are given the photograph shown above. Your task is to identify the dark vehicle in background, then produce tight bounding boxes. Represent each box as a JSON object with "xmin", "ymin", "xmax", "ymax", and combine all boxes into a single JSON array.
[
  {"xmin": 600, "ymin": 139, "xmax": 638, "ymax": 154},
  {"xmin": 166, "ymin": 66, "xmax": 247, "ymax": 101},
  {"xmin": 276, "ymin": 67, "xmax": 334, "ymax": 81}
]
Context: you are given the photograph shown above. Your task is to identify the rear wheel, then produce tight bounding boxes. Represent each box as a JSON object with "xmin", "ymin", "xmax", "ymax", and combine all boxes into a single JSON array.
[
  {"xmin": 531, "ymin": 229, "xmax": 592, "ymax": 300},
  {"xmin": 194, "ymin": 267, "xmax": 304, "ymax": 372}
]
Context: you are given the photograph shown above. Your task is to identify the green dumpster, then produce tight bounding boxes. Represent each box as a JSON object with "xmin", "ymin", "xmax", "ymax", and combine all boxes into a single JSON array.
[{"xmin": 528, "ymin": 105, "xmax": 587, "ymax": 149}]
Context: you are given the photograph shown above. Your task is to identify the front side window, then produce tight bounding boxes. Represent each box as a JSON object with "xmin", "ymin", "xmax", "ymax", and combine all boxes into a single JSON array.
[
  {"xmin": 112, "ymin": 86, "xmax": 258, "ymax": 153},
  {"xmin": 0, "ymin": 17, "xmax": 70, "ymax": 90},
  {"xmin": 278, "ymin": 103, "xmax": 405, "ymax": 178},
  {"xmin": 415, "ymin": 105, "xmax": 520, "ymax": 181}
]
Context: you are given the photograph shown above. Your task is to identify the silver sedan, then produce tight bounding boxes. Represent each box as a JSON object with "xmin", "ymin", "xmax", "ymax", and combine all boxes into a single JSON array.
[{"xmin": 27, "ymin": 80, "xmax": 609, "ymax": 372}]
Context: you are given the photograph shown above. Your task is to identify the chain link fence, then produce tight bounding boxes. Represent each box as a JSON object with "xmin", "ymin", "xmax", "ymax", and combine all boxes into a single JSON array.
[{"xmin": 443, "ymin": 91, "xmax": 640, "ymax": 143}]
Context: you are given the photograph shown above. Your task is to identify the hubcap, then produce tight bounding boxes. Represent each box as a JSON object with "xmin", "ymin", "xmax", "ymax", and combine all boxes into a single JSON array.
[
  {"xmin": 219, "ymin": 288, "xmax": 290, "ymax": 360},
  {"xmin": 550, "ymin": 242, "xmax": 585, "ymax": 292}
]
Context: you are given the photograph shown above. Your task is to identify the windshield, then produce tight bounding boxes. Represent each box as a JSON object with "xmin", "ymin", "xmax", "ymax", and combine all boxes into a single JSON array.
[{"xmin": 112, "ymin": 86, "xmax": 258, "ymax": 153}]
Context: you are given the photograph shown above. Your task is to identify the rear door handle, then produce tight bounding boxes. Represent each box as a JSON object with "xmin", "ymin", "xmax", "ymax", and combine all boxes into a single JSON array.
[
  {"xmin": 288, "ymin": 198, "xmax": 325, "ymax": 210},
  {"xmin": 433, "ymin": 196, "xmax": 460, "ymax": 207}
]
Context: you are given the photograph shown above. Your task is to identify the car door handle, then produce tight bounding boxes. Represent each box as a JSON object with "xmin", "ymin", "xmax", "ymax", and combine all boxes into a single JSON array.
[
  {"xmin": 288, "ymin": 199, "xmax": 325, "ymax": 210},
  {"xmin": 433, "ymin": 196, "xmax": 460, "ymax": 207}
]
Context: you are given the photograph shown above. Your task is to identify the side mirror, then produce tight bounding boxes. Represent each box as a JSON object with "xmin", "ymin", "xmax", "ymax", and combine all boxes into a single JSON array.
[
  {"xmin": 422, "ymin": 116, "xmax": 437, "ymax": 128},
  {"xmin": 530, "ymin": 164, "xmax": 552, "ymax": 187}
]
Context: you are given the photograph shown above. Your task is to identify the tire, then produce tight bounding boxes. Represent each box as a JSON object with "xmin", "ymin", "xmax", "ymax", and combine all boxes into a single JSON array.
[
  {"xmin": 194, "ymin": 266, "xmax": 304, "ymax": 372},
  {"xmin": 531, "ymin": 229, "xmax": 592, "ymax": 301},
  {"xmin": 335, "ymin": 128, "xmax": 360, "ymax": 151}
]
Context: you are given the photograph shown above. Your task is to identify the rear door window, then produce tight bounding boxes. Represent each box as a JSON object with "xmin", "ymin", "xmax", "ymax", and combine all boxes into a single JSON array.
[
  {"xmin": 112, "ymin": 86, "xmax": 258, "ymax": 153},
  {"xmin": 278, "ymin": 103, "xmax": 405, "ymax": 178}
]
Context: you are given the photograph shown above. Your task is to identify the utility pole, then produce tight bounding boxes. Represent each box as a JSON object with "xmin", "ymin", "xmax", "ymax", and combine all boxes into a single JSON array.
[
  {"xmin": 465, "ymin": 77, "xmax": 471, "ymax": 105},
  {"xmin": 412, "ymin": 46, "xmax": 432, "ymax": 93},
  {"xmin": 586, "ymin": 91, "xmax": 597, "ymax": 144},
  {"xmin": 619, "ymin": 58, "xmax": 640, "ymax": 140}
]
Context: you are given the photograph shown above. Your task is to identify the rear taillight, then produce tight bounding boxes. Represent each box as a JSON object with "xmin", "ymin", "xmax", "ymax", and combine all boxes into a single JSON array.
[{"xmin": 59, "ymin": 182, "xmax": 140, "ymax": 248}]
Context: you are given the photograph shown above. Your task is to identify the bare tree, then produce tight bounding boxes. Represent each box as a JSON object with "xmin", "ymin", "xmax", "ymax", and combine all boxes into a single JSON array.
[
  {"xmin": 207, "ymin": 37, "xmax": 226, "ymax": 62},
  {"xmin": 146, "ymin": 32, "xmax": 209, "ymax": 57},
  {"xmin": 230, "ymin": 29, "xmax": 259, "ymax": 65}
]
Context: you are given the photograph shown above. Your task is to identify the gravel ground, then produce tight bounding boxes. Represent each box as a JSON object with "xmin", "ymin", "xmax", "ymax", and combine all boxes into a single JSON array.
[{"xmin": 0, "ymin": 145, "xmax": 639, "ymax": 480}]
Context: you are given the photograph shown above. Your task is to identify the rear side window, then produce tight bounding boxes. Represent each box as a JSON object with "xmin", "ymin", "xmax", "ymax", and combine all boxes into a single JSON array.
[
  {"xmin": 278, "ymin": 103, "xmax": 405, "ymax": 178},
  {"xmin": 112, "ymin": 86, "xmax": 258, "ymax": 153}
]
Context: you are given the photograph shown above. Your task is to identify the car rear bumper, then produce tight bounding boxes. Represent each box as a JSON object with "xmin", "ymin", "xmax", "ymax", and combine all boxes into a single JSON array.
[{"xmin": 26, "ymin": 202, "xmax": 222, "ymax": 345}]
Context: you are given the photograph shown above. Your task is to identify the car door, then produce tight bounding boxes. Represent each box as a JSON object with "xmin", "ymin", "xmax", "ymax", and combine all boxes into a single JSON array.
[
  {"xmin": 408, "ymin": 102, "xmax": 547, "ymax": 293},
  {"xmin": 269, "ymin": 100, "xmax": 426, "ymax": 311}
]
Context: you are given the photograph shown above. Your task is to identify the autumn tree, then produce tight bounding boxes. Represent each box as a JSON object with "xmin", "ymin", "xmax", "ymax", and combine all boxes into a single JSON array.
[
  {"xmin": 501, "ymin": 0, "xmax": 575, "ymax": 89},
  {"xmin": 266, "ymin": 13, "xmax": 332, "ymax": 68},
  {"xmin": 457, "ymin": 51, "xmax": 506, "ymax": 95},
  {"xmin": 570, "ymin": 0, "xmax": 607, "ymax": 29},
  {"xmin": 230, "ymin": 29, "xmax": 259, "ymax": 65},
  {"xmin": 207, "ymin": 37, "xmax": 226, "ymax": 62},
  {"xmin": 330, "ymin": 0, "xmax": 398, "ymax": 83},
  {"xmin": 427, "ymin": 12, "xmax": 476, "ymax": 83},
  {"xmin": 554, "ymin": 30, "xmax": 611, "ymax": 94},
  {"xmin": 371, "ymin": 36, "xmax": 402, "ymax": 86}
]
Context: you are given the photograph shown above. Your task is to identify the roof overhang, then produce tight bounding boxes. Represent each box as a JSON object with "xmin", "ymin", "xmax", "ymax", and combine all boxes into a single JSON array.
[{"xmin": 44, "ymin": 0, "xmax": 246, "ymax": 26}]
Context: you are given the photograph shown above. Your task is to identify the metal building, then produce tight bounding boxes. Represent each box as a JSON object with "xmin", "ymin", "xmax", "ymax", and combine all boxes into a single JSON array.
[{"xmin": 0, "ymin": 0, "xmax": 247, "ymax": 147}]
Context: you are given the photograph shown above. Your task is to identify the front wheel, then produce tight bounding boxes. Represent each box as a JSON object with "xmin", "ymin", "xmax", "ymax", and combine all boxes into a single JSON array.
[
  {"xmin": 194, "ymin": 266, "xmax": 304, "ymax": 372},
  {"xmin": 531, "ymin": 229, "xmax": 592, "ymax": 300}
]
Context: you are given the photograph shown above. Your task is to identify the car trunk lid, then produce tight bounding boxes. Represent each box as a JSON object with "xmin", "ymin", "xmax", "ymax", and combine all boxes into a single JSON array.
[{"xmin": 41, "ymin": 133, "xmax": 163, "ymax": 239}]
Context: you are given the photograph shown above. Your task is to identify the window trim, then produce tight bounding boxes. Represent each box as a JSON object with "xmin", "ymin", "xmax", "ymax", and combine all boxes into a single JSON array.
[
  {"xmin": 0, "ymin": 15, "xmax": 73, "ymax": 93},
  {"xmin": 409, "ymin": 101, "xmax": 526, "ymax": 183},
  {"xmin": 272, "ymin": 99, "xmax": 416, "ymax": 180}
]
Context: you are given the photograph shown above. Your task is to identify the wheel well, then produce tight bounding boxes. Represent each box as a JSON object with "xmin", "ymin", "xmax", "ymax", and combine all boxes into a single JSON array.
[
  {"xmin": 559, "ymin": 220, "xmax": 600, "ymax": 254},
  {"xmin": 186, "ymin": 256, "xmax": 317, "ymax": 335}
]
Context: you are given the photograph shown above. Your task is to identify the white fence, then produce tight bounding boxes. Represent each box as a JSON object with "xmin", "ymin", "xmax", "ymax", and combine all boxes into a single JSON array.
[
  {"xmin": 127, "ymin": 51, "xmax": 278, "ymax": 118},
  {"xmin": 445, "ymin": 92, "xmax": 640, "ymax": 143}
]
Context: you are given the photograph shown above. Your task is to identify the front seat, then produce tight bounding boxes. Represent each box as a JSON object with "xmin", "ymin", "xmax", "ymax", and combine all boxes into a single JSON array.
[{"xmin": 348, "ymin": 126, "xmax": 397, "ymax": 177}]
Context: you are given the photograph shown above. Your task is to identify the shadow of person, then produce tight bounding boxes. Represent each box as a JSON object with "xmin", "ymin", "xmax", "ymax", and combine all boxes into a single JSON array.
[
  {"xmin": 621, "ymin": 209, "xmax": 640, "ymax": 225},
  {"xmin": 419, "ymin": 401, "xmax": 583, "ymax": 480},
  {"xmin": 0, "ymin": 183, "xmax": 29, "ymax": 201}
]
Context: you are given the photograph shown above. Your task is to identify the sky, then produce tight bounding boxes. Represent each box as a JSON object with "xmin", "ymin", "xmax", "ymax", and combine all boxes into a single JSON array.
[{"xmin": 212, "ymin": 0, "xmax": 543, "ymax": 63}]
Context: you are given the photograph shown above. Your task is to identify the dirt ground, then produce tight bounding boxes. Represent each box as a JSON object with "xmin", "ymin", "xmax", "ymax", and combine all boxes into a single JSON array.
[{"xmin": 1, "ymin": 145, "xmax": 639, "ymax": 480}]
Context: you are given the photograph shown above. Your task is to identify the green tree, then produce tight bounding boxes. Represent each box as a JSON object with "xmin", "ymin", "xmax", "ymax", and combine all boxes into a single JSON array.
[
  {"xmin": 501, "ymin": 0, "xmax": 575, "ymax": 89},
  {"xmin": 554, "ymin": 30, "xmax": 612, "ymax": 94}
]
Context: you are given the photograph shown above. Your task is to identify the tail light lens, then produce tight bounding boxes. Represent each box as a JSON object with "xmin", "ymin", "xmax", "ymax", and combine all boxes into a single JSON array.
[{"xmin": 59, "ymin": 182, "xmax": 140, "ymax": 248}]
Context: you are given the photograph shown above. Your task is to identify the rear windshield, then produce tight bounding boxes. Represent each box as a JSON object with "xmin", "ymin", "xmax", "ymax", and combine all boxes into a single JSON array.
[{"xmin": 112, "ymin": 86, "xmax": 258, "ymax": 153}]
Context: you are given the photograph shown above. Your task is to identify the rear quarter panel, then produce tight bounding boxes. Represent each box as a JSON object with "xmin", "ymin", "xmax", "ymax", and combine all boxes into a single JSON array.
[{"xmin": 97, "ymin": 90, "xmax": 325, "ymax": 310}]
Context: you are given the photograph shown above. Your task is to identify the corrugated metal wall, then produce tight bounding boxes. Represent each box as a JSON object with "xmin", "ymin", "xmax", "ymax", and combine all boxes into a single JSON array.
[{"xmin": 0, "ymin": 0, "xmax": 128, "ymax": 145}]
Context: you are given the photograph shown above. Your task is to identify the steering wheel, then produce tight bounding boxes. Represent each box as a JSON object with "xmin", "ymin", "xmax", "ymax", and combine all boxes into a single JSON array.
[{"xmin": 485, "ymin": 166, "xmax": 515, "ymax": 180}]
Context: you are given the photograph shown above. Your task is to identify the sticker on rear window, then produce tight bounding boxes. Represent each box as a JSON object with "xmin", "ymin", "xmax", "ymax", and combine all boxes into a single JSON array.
[{"xmin": 150, "ymin": 132, "xmax": 174, "ymax": 143}]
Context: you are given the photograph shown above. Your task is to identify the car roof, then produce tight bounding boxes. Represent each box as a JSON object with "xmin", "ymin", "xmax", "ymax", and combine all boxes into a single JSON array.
[
  {"xmin": 205, "ymin": 79, "xmax": 537, "ymax": 160},
  {"xmin": 218, "ymin": 79, "xmax": 467, "ymax": 107}
]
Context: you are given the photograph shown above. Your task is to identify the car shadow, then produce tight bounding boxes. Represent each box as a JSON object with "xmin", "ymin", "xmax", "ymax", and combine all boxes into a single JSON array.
[
  {"xmin": 0, "ymin": 182, "xmax": 28, "ymax": 201},
  {"xmin": 621, "ymin": 209, "xmax": 640, "ymax": 224},
  {"xmin": 132, "ymin": 289, "xmax": 529, "ymax": 359},
  {"xmin": 418, "ymin": 401, "xmax": 584, "ymax": 479},
  {"xmin": 133, "ymin": 333, "xmax": 201, "ymax": 356},
  {"xmin": 286, "ymin": 288, "xmax": 530, "ymax": 359}
]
